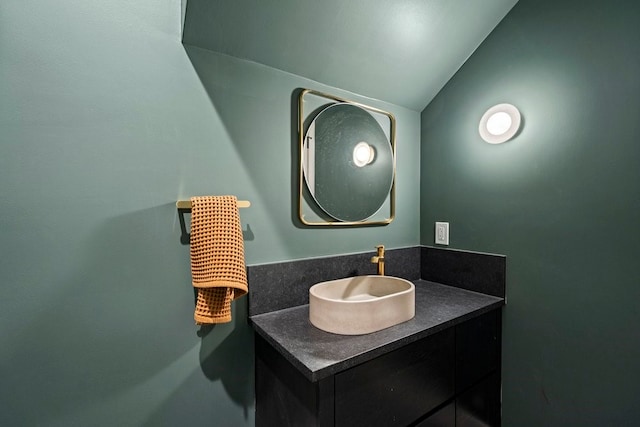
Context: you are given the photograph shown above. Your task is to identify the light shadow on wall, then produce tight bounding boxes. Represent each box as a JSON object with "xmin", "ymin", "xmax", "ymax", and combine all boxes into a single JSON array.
[
  {"xmin": 2, "ymin": 205, "xmax": 199, "ymax": 423},
  {"xmin": 197, "ymin": 299, "xmax": 254, "ymax": 411},
  {"xmin": 181, "ymin": 44, "xmax": 298, "ymax": 254},
  {"xmin": 2, "ymin": 204, "xmax": 254, "ymax": 424},
  {"xmin": 141, "ymin": 299, "xmax": 254, "ymax": 425}
]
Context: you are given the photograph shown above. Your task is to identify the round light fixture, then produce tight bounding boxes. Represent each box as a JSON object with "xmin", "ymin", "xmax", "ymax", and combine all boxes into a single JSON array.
[
  {"xmin": 479, "ymin": 103, "xmax": 521, "ymax": 144},
  {"xmin": 353, "ymin": 141, "xmax": 375, "ymax": 167}
]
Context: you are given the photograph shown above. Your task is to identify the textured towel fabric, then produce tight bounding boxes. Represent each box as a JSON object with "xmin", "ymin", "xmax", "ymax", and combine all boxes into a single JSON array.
[{"xmin": 190, "ymin": 195, "xmax": 248, "ymax": 324}]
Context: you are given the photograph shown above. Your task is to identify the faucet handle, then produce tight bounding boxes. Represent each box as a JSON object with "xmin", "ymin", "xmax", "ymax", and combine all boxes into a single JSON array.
[{"xmin": 373, "ymin": 245, "xmax": 385, "ymax": 275}]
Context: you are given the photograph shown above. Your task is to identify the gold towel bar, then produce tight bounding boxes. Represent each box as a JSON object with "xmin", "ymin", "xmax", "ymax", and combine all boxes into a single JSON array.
[{"xmin": 176, "ymin": 200, "xmax": 251, "ymax": 209}]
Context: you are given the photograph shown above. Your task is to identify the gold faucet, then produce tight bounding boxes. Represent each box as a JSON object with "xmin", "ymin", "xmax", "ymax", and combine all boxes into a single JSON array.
[{"xmin": 371, "ymin": 245, "xmax": 385, "ymax": 275}]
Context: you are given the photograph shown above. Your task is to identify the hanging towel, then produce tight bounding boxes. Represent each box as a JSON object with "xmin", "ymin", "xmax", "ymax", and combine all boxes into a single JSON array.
[{"xmin": 190, "ymin": 195, "xmax": 248, "ymax": 324}]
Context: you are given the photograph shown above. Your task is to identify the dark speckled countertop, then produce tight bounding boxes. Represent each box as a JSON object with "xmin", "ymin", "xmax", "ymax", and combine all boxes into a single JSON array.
[{"xmin": 250, "ymin": 279, "xmax": 504, "ymax": 382}]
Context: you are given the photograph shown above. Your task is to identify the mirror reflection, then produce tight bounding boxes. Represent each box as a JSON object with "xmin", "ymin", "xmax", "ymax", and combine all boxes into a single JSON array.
[{"xmin": 303, "ymin": 103, "xmax": 394, "ymax": 222}]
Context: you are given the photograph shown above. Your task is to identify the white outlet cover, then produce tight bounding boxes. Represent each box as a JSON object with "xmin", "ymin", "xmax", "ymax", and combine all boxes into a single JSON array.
[{"xmin": 435, "ymin": 222, "xmax": 449, "ymax": 245}]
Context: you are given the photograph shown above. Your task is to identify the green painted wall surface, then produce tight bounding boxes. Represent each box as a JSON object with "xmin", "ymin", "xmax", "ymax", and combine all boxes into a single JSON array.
[
  {"xmin": 0, "ymin": 1, "xmax": 419, "ymax": 425},
  {"xmin": 181, "ymin": 0, "xmax": 519, "ymax": 111},
  {"xmin": 180, "ymin": 46, "xmax": 421, "ymax": 263},
  {"xmin": 421, "ymin": 0, "xmax": 640, "ymax": 425}
]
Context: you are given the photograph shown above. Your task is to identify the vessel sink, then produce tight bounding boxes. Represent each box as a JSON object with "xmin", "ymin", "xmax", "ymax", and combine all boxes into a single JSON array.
[{"xmin": 309, "ymin": 275, "xmax": 415, "ymax": 335}]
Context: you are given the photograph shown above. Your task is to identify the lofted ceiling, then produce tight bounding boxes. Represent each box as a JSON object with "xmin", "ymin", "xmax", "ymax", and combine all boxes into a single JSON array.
[{"xmin": 182, "ymin": 0, "xmax": 519, "ymax": 111}]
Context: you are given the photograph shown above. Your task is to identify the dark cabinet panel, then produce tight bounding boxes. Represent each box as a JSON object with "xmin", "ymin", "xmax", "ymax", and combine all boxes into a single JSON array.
[
  {"xmin": 456, "ymin": 372, "xmax": 501, "ymax": 427},
  {"xmin": 456, "ymin": 310, "xmax": 500, "ymax": 392},
  {"xmin": 414, "ymin": 401, "xmax": 455, "ymax": 427},
  {"xmin": 334, "ymin": 329, "xmax": 455, "ymax": 427},
  {"xmin": 255, "ymin": 308, "xmax": 502, "ymax": 427},
  {"xmin": 255, "ymin": 335, "xmax": 333, "ymax": 427}
]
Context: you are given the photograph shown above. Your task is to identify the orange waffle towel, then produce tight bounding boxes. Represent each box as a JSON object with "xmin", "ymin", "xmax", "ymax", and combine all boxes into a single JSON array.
[{"xmin": 190, "ymin": 195, "xmax": 248, "ymax": 324}]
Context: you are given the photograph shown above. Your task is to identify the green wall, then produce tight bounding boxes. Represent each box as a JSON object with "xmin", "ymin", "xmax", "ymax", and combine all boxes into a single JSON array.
[
  {"xmin": 180, "ymin": 45, "xmax": 421, "ymax": 263},
  {"xmin": 0, "ymin": 1, "xmax": 419, "ymax": 425},
  {"xmin": 421, "ymin": 0, "xmax": 640, "ymax": 425},
  {"xmin": 6, "ymin": 0, "xmax": 636, "ymax": 425}
]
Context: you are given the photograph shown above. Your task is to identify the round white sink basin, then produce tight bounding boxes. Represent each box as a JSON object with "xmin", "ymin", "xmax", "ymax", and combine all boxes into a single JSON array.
[{"xmin": 309, "ymin": 275, "xmax": 415, "ymax": 335}]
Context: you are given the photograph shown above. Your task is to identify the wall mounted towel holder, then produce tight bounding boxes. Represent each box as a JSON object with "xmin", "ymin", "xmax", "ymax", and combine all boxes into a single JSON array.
[
  {"xmin": 176, "ymin": 199, "xmax": 251, "ymax": 244},
  {"xmin": 176, "ymin": 200, "xmax": 251, "ymax": 209}
]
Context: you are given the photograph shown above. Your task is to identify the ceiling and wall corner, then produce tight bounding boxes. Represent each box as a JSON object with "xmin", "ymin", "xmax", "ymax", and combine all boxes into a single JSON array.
[{"xmin": 182, "ymin": 0, "xmax": 519, "ymax": 111}]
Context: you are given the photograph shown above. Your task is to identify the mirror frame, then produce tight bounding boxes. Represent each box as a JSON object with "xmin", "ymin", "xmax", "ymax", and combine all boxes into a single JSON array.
[{"xmin": 298, "ymin": 88, "xmax": 396, "ymax": 226}]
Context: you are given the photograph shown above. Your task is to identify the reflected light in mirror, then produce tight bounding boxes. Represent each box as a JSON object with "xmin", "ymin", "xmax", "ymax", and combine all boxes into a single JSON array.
[
  {"xmin": 479, "ymin": 103, "xmax": 521, "ymax": 144},
  {"xmin": 353, "ymin": 142, "xmax": 375, "ymax": 167}
]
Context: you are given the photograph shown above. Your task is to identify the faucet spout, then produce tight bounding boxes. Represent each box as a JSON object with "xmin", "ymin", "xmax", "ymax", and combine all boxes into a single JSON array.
[{"xmin": 370, "ymin": 245, "xmax": 385, "ymax": 275}]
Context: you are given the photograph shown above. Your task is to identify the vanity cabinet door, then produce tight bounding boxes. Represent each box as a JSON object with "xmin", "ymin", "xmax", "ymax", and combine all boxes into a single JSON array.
[
  {"xmin": 456, "ymin": 372, "xmax": 501, "ymax": 427},
  {"xmin": 255, "ymin": 335, "xmax": 334, "ymax": 427},
  {"xmin": 414, "ymin": 401, "xmax": 455, "ymax": 427},
  {"xmin": 456, "ymin": 310, "xmax": 500, "ymax": 392},
  {"xmin": 455, "ymin": 309, "xmax": 502, "ymax": 427},
  {"xmin": 334, "ymin": 328, "xmax": 455, "ymax": 427}
]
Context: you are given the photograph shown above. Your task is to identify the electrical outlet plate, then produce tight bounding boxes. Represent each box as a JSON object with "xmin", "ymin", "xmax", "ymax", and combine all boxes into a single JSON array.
[{"xmin": 435, "ymin": 222, "xmax": 449, "ymax": 245}]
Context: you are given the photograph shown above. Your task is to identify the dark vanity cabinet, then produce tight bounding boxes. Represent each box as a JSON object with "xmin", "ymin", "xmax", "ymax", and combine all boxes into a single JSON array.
[
  {"xmin": 255, "ymin": 309, "xmax": 501, "ymax": 427},
  {"xmin": 455, "ymin": 309, "xmax": 502, "ymax": 427},
  {"xmin": 334, "ymin": 327, "xmax": 455, "ymax": 427}
]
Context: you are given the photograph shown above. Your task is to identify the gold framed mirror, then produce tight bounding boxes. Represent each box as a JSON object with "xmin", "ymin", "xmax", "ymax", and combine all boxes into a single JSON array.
[{"xmin": 298, "ymin": 89, "xmax": 396, "ymax": 226}]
